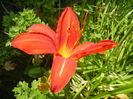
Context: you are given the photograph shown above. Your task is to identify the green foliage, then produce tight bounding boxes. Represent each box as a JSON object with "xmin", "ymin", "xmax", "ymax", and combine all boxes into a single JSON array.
[
  {"xmin": 93, "ymin": 80, "xmax": 133, "ymax": 99},
  {"xmin": 13, "ymin": 80, "xmax": 48, "ymax": 99},
  {"xmin": 65, "ymin": 1, "xmax": 133, "ymax": 98},
  {"xmin": 13, "ymin": 78, "xmax": 65, "ymax": 99},
  {"xmin": 12, "ymin": 0, "xmax": 57, "ymax": 28},
  {"xmin": 2, "ymin": 9, "xmax": 45, "ymax": 46},
  {"xmin": 24, "ymin": 58, "xmax": 45, "ymax": 78},
  {"xmin": 0, "ymin": 10, "xmax": 47, "ymax": 99},
  {"xmin": 0, "ymin": 8, "xmax": 45, "ymax": 66},
  {"xmin": 1, "ymin": 0, "xmax": 133, "ymax": 99}
]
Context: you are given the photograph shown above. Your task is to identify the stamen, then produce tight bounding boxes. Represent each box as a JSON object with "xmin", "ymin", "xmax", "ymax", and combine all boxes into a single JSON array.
[{"xmin": 80, "ymin": 12, "xmax": 88, "ymax": 35}]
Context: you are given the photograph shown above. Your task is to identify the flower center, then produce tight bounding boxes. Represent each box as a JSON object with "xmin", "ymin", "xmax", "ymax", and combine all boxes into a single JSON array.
[{"xmin": 58, "ymin": 44, "xmax": 73, "ymax": 58}]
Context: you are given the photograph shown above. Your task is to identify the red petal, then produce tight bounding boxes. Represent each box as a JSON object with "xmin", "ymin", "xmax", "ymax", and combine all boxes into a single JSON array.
[
  {"xmin": 50, "ymin": 55, "xmax": 77, "ymax": 93},
  {"xmin": 56, "ymin": 7, "xmax": 80, "ymax": 50},
  {"xmin": 12, "ymin": 32, "xmax": 57, "ymax": 54},
  {"xmin": 27, "ymin": 24, "xmax": 56, "ymax": 41},
  {"xmin": 71, "ymin": 40, "xmax": 118, "ymax": 60}
]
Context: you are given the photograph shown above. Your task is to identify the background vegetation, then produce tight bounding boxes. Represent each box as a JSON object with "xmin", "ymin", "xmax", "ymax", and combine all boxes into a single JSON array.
[{"xmin": 0, "ymin": 0, "xmax": 133, "ymax": 99}]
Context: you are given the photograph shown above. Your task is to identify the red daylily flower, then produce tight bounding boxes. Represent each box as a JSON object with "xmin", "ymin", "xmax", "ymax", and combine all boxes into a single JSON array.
[{"xmin": 12, "ymin": 7, "xmax": 118, "ymax": 93}]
